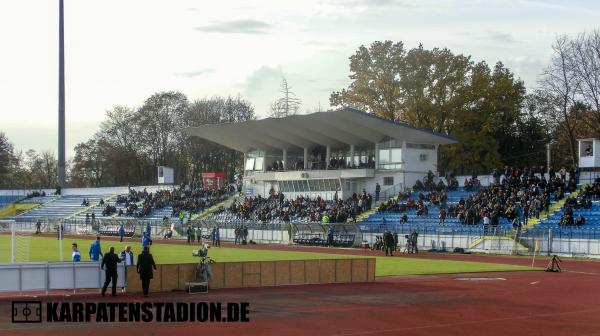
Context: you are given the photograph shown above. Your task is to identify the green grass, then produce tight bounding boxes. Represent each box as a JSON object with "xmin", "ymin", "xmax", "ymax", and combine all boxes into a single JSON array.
[
  {"xmin": 0, "ymin": 235, "xmax": 536, "ymax": 276},
  {"xmin": 375, "ymin": 257, "xmax": 534, "ymax": 276}
]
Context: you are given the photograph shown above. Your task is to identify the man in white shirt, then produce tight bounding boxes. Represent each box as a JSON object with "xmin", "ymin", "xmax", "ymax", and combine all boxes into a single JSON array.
[
  {"xmin": 120, "ymin": 245, "xmax": 135, "ymax": 266},
  {"xmin": 483, "ymin": 215, "xmax": 491, "ymax": 226},
  {"xmin": 119, "ymin": 245, "xmax": 135, "ymax": 293},
  {"xmin": 71, "ymin": 243, "xmax": 81, "ymax": 262}
]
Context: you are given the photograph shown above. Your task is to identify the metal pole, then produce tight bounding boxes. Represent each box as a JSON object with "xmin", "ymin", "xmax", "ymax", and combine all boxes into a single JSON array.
[
  {"xmin": 58, "ymin": 0, "xmax": 66, "ymax": 189},
  {"xmin": 303, "ymin": 147, "xmax": 308, "ymax": 170},
  {"xmin": 546, "ymin": 143, "xmax": 551, "ymax": 178},
  {"xmin": 59, "ymin": 223, "xmax": 63, "ymax": 261},
  {"xmin": 11, "ymin": 222, "xmax": 16, "ymax": 263}
]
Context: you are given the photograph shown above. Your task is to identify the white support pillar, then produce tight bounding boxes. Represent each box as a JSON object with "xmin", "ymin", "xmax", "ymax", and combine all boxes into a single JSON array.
[
  {"xmin": 350, "ymin": 144, "xmax": 355, "ymax": 168},
  {"xmin": 402, "ymin": 141, "xmax": 407, "ymax": 169},
  {"xmin": 303, "ymin": 147, "xmax": 308, "ymax": 170},
  {"xmin": 325, "ymin": 146, "xmax": 331, "ymax": 170},
  {"xmin": 374, "ymin": 142, "xmax": 380, "ymax": 170},
  {"xmin": 282, "ymin": 148, "xmax": 287, "ymax": 170}
]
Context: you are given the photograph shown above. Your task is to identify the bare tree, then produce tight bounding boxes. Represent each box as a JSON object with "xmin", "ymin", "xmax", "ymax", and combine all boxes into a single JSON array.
[
  {"xmin": 571, "ymin": 30, "xmax": 600, "ymax": 133},
  {"xmin": 536, "ymin": 35, "xmax": 582, "ymax": 166},
  {"xmin": 270, "ymin": 78, "xmax": 301, "ymax": 118}
]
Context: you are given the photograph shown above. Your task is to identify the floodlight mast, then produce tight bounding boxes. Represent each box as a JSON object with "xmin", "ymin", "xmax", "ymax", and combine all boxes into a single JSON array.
[{"xmin": 58, "ymin": 0, "xmax": 66, "ymax": 189}]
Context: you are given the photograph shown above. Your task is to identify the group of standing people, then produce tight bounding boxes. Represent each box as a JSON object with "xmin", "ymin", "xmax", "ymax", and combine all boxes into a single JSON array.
[
  {"xmin": 80, "ymin": 231, "xmax": 157, "ymax": 298},
  {"xmin": 211, "ymin": 226, "xmax": 221, "ymax": 247},
  {"xmin": 186, "ymin": 226, "xmax": 203, "ymax": 244},
  {"xmin": 372, "ymin": 230, "xmax": 399, "ymax": 256},
  {"xmin": 234, "ymin": 225, "xmax": 249, "ymax": 245}
]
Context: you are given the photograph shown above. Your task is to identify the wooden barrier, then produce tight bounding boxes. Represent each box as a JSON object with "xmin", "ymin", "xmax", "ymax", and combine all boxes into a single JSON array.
[{"xmin": 126, "ymin": 258, "xmax": 375, "ymax": 293}]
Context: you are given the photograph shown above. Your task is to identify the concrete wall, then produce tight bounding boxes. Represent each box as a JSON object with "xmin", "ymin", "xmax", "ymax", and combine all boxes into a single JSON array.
[
  {"xmin": 402, "ymin": 147, "xmax": 438, "ymax": 173},
  {"xmin": 126, "ymin": 258, "xmax": 376, "ymax": 293}
]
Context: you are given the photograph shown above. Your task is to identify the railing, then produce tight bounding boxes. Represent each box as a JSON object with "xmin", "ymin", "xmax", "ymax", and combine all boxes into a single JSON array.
[
  {"xmin": 378, "ymin": 182, "xmax": 404, "ymax": 202},
  {"xmin": 0, "ymin": 262, "xmax": 127, "ymax": 293},
  {"xmin": 8, "ymin": 215, "xmax": 600, "ymax": 257}
]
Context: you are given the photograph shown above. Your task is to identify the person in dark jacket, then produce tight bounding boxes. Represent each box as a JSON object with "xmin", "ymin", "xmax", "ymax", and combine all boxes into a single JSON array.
[
  {"xmin": 186, "ymin": 226, "xmax": 193, "ymax": 244},
  {"xmin": 383, "ymin": 230, "xmax": 395, "ymax": 256},
  {"xmin": 101, "ymin": 246, "xmax": 122, "ymax": 297},
  {"xmin": 137, "ymin": 246, "xmax": 157, "ymax": 297}
]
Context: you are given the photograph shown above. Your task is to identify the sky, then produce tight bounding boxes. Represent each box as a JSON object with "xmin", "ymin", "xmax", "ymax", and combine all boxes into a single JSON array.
[{"xmin": 1, "ymin": 0, "xmax": 599, "ymax": 158}]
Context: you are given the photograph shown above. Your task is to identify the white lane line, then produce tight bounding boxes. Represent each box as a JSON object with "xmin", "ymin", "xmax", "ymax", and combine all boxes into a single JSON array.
[{"xmin": 566, "ymin": 270, "xmax": 600, "ymax": 276}]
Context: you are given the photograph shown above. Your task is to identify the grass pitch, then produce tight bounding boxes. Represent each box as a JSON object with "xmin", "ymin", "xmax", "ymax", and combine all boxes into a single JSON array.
[{"xmin": 0, "ymin": 235, "xmax": 536, "ymax": 276}]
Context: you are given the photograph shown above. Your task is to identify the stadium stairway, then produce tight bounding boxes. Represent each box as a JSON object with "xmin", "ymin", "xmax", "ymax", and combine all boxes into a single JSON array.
[
  {"xmin": 531, "ymin": 187, "xmax": 600, "ymax": 238},
  {"xmin": 351, "ymin": 186, "xmax": 407, "ymax": 224},
  {"xmin": 351, "ymin": 207, "xmax": 378, "ymax": 223},
  {"xmin": 14, "ymin": 195, "xmax": 106, "ymax": 221},
  {"xmin": 106, "ymin": 198, "xmax": 145, "ymax": 219},
  {"xmin": 522, "ymin": 191, "xmax": 578, "ymax": 230},
  {"xmin": 191, "ymin": 192, "xmax": 241, "ymax": 221},
  {"xmin": 12, "ymin": 195, "xmax": 60, "ymax": 220},
  {"xmin": 66, "ymin": 195, "xmax": 117, "ymax": 220}
]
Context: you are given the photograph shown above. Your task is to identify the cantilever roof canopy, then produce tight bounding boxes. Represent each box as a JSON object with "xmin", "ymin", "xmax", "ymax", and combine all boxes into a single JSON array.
[{"xmin": 183, "ymin": 107, "xmax": 457, "ymax": 153}]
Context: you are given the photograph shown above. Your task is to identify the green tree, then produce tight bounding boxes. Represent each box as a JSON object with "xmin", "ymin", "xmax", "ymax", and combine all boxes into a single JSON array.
[
  {"xmin": 331, "ymin": 41, "xmax": 527, "ymax": 174},
  {"xmin": 330, "ymin": 41, "xmax": 406, "ymax": 121}
]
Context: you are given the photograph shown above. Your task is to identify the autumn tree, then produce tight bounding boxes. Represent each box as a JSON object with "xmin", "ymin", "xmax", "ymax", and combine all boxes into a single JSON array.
[{"xmin": 331, "ymin": 41, "xmax": 528, "ymax": 174}]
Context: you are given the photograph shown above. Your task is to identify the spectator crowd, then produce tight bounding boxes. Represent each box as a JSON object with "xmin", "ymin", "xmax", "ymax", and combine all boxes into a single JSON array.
[
  {"xmin": 376, "ymin": 165, "xmax": 582, "ymax": 228},
  {"xmin": 110, "ymin": 182, "xmax": 238, "ymax": 219},
  {"xmin": 215, "ymin": 188, "xmax": 374, "ymax": 224}
]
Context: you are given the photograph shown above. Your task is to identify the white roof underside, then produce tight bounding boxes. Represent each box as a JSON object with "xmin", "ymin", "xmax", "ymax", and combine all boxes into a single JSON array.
[{"xmin": 183, "ymin": 107, "xmax": 457, "ymax": 152}]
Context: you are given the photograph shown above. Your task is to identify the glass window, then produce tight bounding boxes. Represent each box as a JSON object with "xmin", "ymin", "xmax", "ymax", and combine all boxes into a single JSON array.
[
  {"xmin": 291, "ymin": 180, "xmax": 299, "ymax": 192},
  {"xmin": 390, "ymin": 148, "xmax": 402, "ymax": 163},
  {"xmin": 406, "ymin": 143, "xmax": 436, "ymax": 150},
  {"xmin": 379, "ymin": 149, "xmax": 390, "ymax": 164},
  {"xmin": 245, "ymin": 158, "xmax": 255, "ymax": 171},
  {"xmin": 254, "ymin": 157, "xmax": 264, "ymax": 171},
  {"xmin": 383, "ymin": 177, "xmax": 394, "ymax": 186}
]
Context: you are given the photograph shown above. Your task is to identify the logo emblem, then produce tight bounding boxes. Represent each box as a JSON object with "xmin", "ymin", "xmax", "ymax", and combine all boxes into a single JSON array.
[{"xmin": 12, "ymin": 301, "xmax": 42, "ymax": 323}]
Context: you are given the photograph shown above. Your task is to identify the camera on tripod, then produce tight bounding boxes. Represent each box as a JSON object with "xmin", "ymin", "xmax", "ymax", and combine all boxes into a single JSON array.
[{"xmin": 187, "ymin": 245, "xmax": 215, "ymax": 294}]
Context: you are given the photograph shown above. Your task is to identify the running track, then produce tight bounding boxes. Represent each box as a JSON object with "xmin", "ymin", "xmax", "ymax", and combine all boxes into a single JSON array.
[{"xmin": 1, "ymin": 238, "xmax": 599, "ymax": 335}]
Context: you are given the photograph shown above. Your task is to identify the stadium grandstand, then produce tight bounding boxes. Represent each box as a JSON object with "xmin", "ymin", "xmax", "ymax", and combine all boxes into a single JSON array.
[
  {"xmin": 184, "ymin": 107, "xmax": 457, "ymax": 200},
  {"xmin": 1, "ymin": 110, "xmax": 600, "ymax": 256}
]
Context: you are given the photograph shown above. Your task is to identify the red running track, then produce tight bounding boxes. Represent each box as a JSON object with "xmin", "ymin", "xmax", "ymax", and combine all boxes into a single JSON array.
[
  {"xmin": 1, "ymin": 238, "xmax": 599, "ymax": 335},
  {"xmin": 1, "ymin": 269, "xmax": 599, "ymax": 336}
]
